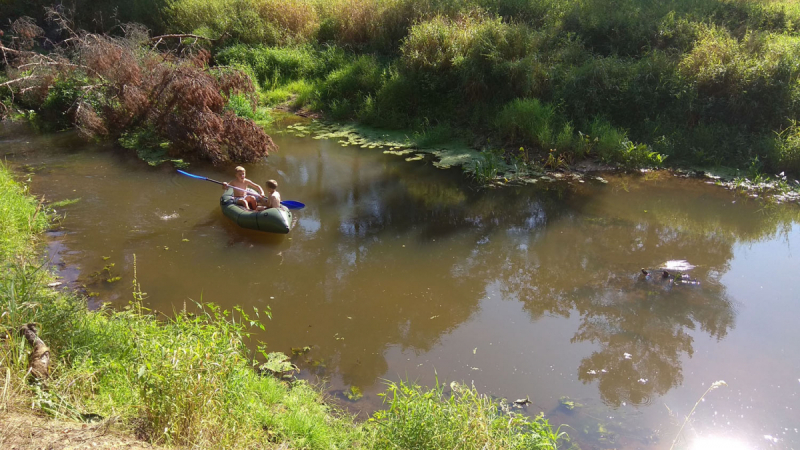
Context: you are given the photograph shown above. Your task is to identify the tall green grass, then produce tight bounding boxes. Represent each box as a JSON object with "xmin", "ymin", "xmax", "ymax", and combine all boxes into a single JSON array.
[
  {"xmin": 1, "ymin": 262, "xmax": 365, "ymax": 447},
  {"xmin": 495, "ymin": 98, "xmax": 556, "ymax": 148},
  {"xmin": 370, "ymin": 380, "xmax": 564, "ymax": 449},
  {"xmin": 168, "ymin": 0, "xmax": 320, "ymax": 45},
  {"xmin": 0, "ymin": 163, "xmax": 49, "ymax": 261}
]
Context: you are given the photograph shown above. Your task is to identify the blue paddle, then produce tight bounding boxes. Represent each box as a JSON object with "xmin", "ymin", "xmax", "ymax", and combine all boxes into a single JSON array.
[{"xmin": 177, "ymin": 170, "xmax": 305, "ymax": 210}]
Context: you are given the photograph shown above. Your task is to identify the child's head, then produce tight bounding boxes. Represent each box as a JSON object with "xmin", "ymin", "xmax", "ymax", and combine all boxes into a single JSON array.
[
  {"xmin": 235, "ymin": 166, "xmax": 246, "ymax": 179},
  {"xmin": 265, "ymin": 179, "xmax": 278, "ymax": 191}
]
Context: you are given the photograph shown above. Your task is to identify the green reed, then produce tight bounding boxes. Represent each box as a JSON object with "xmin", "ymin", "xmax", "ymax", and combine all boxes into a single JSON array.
[{"xmin": 370, "ymin": 379, "xmax": 565, "ymax": 449}]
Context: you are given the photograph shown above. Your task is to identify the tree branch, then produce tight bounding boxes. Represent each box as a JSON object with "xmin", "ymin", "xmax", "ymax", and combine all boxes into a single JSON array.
[
  {"xmin": 0, "ymin": 75, "xmax": 39, "ymax": 88},
  {"xmin": 150, "ymin": 34, "xmax": 216, "ymax": 42},
  {"xmin": 16, "ymin": 60, "xmax": 106, "ymax": 81}
]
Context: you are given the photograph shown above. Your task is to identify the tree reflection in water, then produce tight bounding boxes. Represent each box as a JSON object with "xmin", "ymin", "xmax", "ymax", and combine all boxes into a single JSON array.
[{"xmin": 210, "ymin": 155, "xmax": 796, "ymax": 409}]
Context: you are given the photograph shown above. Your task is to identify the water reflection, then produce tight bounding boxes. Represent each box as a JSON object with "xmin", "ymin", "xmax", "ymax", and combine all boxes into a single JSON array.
[
  {"xmin": 3, "ymin": 122, "xmax": 800, "ymax": 448},
  {"xmin": 689, "ymin": 435, "xmax": 752, "ymax": 450}
]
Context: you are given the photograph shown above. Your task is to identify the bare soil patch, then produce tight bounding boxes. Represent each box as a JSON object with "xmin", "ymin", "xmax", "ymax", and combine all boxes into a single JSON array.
[{"xmin": 0, "ymin": 411, "xmax": 157, "ymax": 450}]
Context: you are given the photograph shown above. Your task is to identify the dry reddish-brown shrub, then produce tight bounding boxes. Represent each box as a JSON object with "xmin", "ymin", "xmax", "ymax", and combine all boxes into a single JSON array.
[
  {"xmin": 1, "ymin": 13, "xmax": 276, "ymax": 163},
  {"xmin": 75, "ymin": 101, "xmax": 109, "ymax": 138},
  {"xmin": 10, "ymin": 17, "xmax": 43, "ymax": 49}
]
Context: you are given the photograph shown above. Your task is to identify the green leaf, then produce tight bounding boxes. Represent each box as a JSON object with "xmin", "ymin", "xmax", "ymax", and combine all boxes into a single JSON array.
[{"xmin": 259, "ymin": 352, "xmax": 296, "ymax": 375}]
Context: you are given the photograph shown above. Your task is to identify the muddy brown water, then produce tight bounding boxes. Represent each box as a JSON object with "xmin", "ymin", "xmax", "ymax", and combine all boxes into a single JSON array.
[{"xmin": 2, "ymin": 121, "xmax": 799, "ymax": 449}]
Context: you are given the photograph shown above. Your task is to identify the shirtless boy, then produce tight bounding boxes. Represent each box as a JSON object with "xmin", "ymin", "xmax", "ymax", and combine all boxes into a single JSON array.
[
  {"xmin": 223, "ymin": 166, "xmax": 264, "ymax": 210},
  {"xmin": 262, "ymin": 179, "xmax": 282, "ymax": 210}
]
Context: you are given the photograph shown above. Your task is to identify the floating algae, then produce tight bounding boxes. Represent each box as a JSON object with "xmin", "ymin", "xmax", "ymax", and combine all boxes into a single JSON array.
[{"xmin": 281, "ymin": 120, "xmax": 487, "ymax": 172}]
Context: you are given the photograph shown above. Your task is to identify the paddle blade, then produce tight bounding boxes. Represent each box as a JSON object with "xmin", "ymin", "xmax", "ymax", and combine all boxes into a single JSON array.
[
  {"xmin": 281, "ymin": 200, "xmax": 305, "ymax": 210},
  {"xmin": 177, "ymin": 170, "xmax": 207, "ymax": 180}
]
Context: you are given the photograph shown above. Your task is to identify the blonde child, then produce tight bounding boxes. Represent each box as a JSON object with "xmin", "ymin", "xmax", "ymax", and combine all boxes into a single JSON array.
[{"xmin": 223, "ymin": 166, "xmax": 264, "ymax": 210}]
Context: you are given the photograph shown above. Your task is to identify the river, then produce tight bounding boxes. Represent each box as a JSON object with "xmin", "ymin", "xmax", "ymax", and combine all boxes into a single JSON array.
[{"xmin": 2, "ymin": 121, "xmax": 799, "ymax": 449}]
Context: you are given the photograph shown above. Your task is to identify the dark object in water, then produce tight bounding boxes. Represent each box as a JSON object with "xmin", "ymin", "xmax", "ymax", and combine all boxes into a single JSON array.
[
  {"xmin": 640, "ymin": 268, "xmax": 700, "ymax": 286},
  {"xmin": 513, "ymin": 396, "xmax": 531, "ymax": 407},
  {"xmin": 640, "ymin": 268, "xmax": 671, "ymax": 279}
]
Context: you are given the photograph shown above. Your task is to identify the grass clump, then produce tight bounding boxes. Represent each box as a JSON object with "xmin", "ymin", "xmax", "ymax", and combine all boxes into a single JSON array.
[
  {"xmin": 1, "ymin": 263, "xmax": 366, "ymax": 447},
  {"xmin": 370, "ymin": 380, "xmax": 564, "ymax": 449},
  {"xmin": 168, "ymin": 0, "xmax": 320, "ymax": 45},
  {"xmin": 770, "ymin": 120, "xmax": 800, "ymax": 174},
  {"xmin": 0, "ymin": 163, "xmax": 48, "ymax": 261},
  {"xmin": 496, "ymin": 98, "xmax": 556, "ymax": 149}
]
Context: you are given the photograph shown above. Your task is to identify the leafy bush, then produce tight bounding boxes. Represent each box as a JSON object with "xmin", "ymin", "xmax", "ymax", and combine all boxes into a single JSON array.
[
  {"xmin": 225, "ymin": 92, "xmax": 272, "ymax": 123},
  {"xmin": 678, "ymin": 25, "xmax": 748, "ymax": 97},
  {"xmin": 262, "ymin": 79, "xmax": 319, "ymax": 109},
  {"xmin": 678, "ymin": 27, "xmax": 800, "ymax": 131},
  {"xmin": 358, "ymin": 66, "xmax": 423, "ymax": 128},
  {"xmin": 400, "ymin": 13, "xmax": 480, "ymax": 75},
  {"xmin": 616, "ymin": 140, "xmax": 667, "ymax": 169},
  {"xmin": 555, "ymin": 52, "xmax": 682, "ymax": 137}
]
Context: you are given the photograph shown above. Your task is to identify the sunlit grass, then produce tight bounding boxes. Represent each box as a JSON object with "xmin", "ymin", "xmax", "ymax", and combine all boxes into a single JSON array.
[
  {"xmin": 263, "ymin": 79, "xmax": 319, "ymax": 109},
  {"xmin": 370, "ymin": 380, "xmax": 565, "ymax": 449},
  {"xmin": 0, "ymin": 163, "xmax": 49, "ymax": 261}
]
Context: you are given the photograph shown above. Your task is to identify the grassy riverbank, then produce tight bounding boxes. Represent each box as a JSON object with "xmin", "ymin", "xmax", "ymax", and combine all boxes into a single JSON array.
[
  {"xmin": 0, "ymin": 163, "xmax": 564, "ymax": 448},
  {"xmin": 4, "ymin": 1, "xmax": 800, "ymax": 178}
]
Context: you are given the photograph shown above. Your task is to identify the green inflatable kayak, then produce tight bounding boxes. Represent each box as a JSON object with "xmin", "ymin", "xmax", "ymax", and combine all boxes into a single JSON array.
[{"xmin": 220, "ymin": 188, "xmax": 293, "ymax": 234}]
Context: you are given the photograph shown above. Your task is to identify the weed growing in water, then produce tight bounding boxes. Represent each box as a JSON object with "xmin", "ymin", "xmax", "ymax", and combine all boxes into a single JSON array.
[
  {"xmin": 469, "ymin": 150, "xmax": 504, "ymax": 184},
  {"xmin": 668, "ymin": 380, "xmax": 727, "ymax": 450}
]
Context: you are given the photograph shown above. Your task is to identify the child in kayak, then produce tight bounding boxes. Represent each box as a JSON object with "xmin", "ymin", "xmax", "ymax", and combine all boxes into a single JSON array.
[
  {"xmin": 260, "ymin": 179, "xmax": 282, "ymax": 210},
  {"xmin": 223, "ymin": 166, "xmax": 264, "ymax": 210}
]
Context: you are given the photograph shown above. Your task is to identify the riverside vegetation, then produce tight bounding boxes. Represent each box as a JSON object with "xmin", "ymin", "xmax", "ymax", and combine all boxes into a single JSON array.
[
  {"xmin": 3, "ymin": 0, "xmax": 800, "ymax": 183},
  {"xmin": 0, "ymin": 164, "xmax": 565, "ymax": 447}
]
